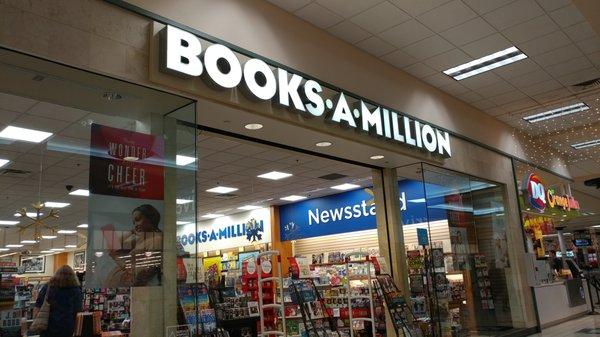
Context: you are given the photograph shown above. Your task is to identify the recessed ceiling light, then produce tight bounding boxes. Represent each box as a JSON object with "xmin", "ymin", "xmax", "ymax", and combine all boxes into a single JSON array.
[
  {"xmin": 316, "ymin": 141, "xmax": 332, "ymax": 147},
  {"xmin": 281, "ymin": 195, "xmax": 307, "ymax": 202},
  {"xmin": 176, "ymin": 155, "xmax": 196, "ymax": 166},
  {"xmin": 524, "ymin": 103, "xmax": 589, "ymax": 123},
  {"xmin": 257, "ymin": 171, "xmax": 293, "ymax": 180},
  {"xmin": 0, "ymin": 126, "xmax": 53, "ymax": 143},
  {"xmin": 176, "ymin": 221, "xmax": 191, "ymax": 225},
  {"xmin": 0, "ymin": 159, "xmax": 9, "ymax": 168},
  {"xmin": 77, "ymin": 224, "xmax": 88, "ymax": 228},
  {"xmin": 50, "ymin": 248, "xmax": 65, "ymax": 251},
  {"xmin": 41, "ymin": 235, "xmax": 57, "ymax": 240},
  {"xmin": 331, "ymin": 183, "xmax": 360, "ymax": 191},
  {"xmin": 370, "ymin": 155, "xmax": 385, "ymax": 160},
  {"xmin": 57, "ymin": 230, "xmax": 77, "ymax": 234},
  {"xmin": 176, "ymin": 198, "xmax": 193, "ymax": 205},
  {"xmin": 69, "ymin": 189, "xmax": 89, "ymax": 196},
  {"xmin": 206, "ymin": 186, "xmax": 238, "ymax": 194},
  {"xmin": 44, "ymin": 202, "xmax": 70, "ymax": 208},
  {"xmin": 21, "ymin": 240, "xmax": 37, "ymax": 244},
  {"xmin": 443, "ymin": 46, "xmax": 527, "ymax": 80},
  {"xmin": 571, "ymin": 139, "xmax": 600, "ymax": 150},
  {"xmin": 6, "ymin": 244, "xmax": 23, "ymax": 248},
  {"xmin": 238, "ymin": 205, "xmax": 262, "ymax": 211},
  {"xmin": 244, "ymin": 123, "xmax": 263, "ymax": 130},
  {"xmin": 202, "ymin": 213, "xmax": 224, "ymax": 219},
  {"xmin": 0, "ymin": 220, "xmax": 19, "ymax": 225},
  {"xmin": 65, "ymin": 245, "xmax": 77, "ymax": 248}
]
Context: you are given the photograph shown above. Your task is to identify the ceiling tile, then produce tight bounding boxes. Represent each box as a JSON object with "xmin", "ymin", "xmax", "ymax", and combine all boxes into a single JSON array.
[
  {"xmin": 531, "ymin": 87, "xmax": 572, "ymax": 103},
  {"xmin": 439, "ymin": 82, "xmax": 471, "ymax": 96},
  {"xmin": 519, "ymin": 30, "xmax": 571, "ymax": 56},
  {"xmin": 388, "ymin": 0, "xmax": 452, "ymax": 16},
  {"xmin": 506, "ymin": 69, "xmax": 552, "ymax": 88},
  {"xmin": 316, "ymin": 0, "xmax": 385, "ymax": 18},
  {"xmin": 12, "ymin": 113, "xmax": 69, "ymax": 133},
  {"xmin": 576, "ymin": 36, "xmax": 600, "ymax": 55},
  {"xmin": 327, "ymin": 21, "xmax": 372, "ymax": 44},
  {"xmin": 556, "ymin": 67, "xmax": 600, "ymax": 86},
  {"xmin": 0, "ymin": 108, "xmax": 19, "ymax": 125},
  {"xmin": 519, "ymin": 79, "xmax": 563, "ymax": 96},
  {"xmin": 545, "ymin": 56, "xmax": 592, "ymax": 77},
  {"xmin": 403, "ymin": 35, "xmax": 454, "ymax": 59},
  {"xmin": 26, "ymin": 101, "xmax": 88, "ymax": 122},
  {"xmin": 403, "ymin": 62, "xmax": 437, "ymax": 78},
  {"xmin": 380, "ymin": 49, "xmax": 418, "ymax": 68},
  {"xmin": 535, "ymin": 0, "xmax": 570, "ymax": 12},
  {"xmin": 0, "ymin": 92, "xmax": 36, "ymax": 113},
  {"xmin": 460, "ymin": 72, "xmax": 502, "ymax": 90},
  {"xmin": 295, "ymin": 3, "xmax": 344, "ymax": 29},
  {"xmin": 498, "ymin": 97, "xmax": 538, "ymax": 113},
  {"xmin": 461, "ymin": 33, "xmax": 512, "ymax": 58},
  {"xmin": 483, "ymin": 0, "xmax": 544, "ymax": 31},
  {"xmin": 588, "ymin": 51, "xmax": 600, "ymax": 68},
  {"xmin": 355, "ymin": 36, "xmax": 396, "ymax": 56},
  {"xmin": 470, "ymin": 99, "xmax": 497, "ymax": 110},
  {"xmin": 350, "ymin": 1, "xmax": 410, "ymax": 34},
  {"xmin": 548, "ymin": 4, "xmax": 586, "ymax": 28},
  {"xmin": 488, "ymin": 90, "xmax": 527, "ymax": 105},
  {"xmin": 502, "ymin": 15, "xmax": 558, "ymax": 45},
  {"xmin": 475, "ymin": 80, "xmax": 516, "ymax": 97},
  {"xmin": 563, "ymin": 21, "xmax": 597, "ymax": 43},
  {"xmin": 439, "ymin": 17, "xmax": 496, "ymax": 47},
  {"xmin": 266, "ymin": 0, "xmax": 312, "ymax": 12},
  {"xmin": 378, "ymin": 19, "xmax": 434, "ymax": 48},
  {"xmin": 424, "ymin": 48, "xmax": 471, "ymax": 71},
  {"xmin": 492, "ymin": 58, "xmax": 539, "ymax": 80},
  {"xmin": 532, "ymin": 44, "xmax": 583, "ymax": 67},
  {"xmin": 421, "ymin": 73, "xmax": 456, "ymax": 88},
  {"xmin": 456, "ymin": 90, "xmax": 483, "ymax": 103},
  {"xmin": 462, "ymin": 0, "xmax": 516, "ymax": 15},
  {"xmin": 417, "ymin": 0, "xmax": 478, "ymax": 33}
]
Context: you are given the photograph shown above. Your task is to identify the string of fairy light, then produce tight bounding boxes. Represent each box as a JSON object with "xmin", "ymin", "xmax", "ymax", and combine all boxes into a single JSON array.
[{"xmin": 510, "ymin": 97, "xmax": 600, "ymax": 171}]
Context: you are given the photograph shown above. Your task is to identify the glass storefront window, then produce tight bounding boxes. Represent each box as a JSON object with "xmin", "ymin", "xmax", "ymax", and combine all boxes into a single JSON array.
[{"xmin": 396, "ymin": 163, "xmax": 514, "ymax": 337}]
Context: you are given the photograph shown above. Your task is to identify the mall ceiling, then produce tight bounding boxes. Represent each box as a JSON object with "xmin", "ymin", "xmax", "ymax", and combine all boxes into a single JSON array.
[{"xmin": 266, "ymin": 0, "xmax": 600, "ymax": 199}]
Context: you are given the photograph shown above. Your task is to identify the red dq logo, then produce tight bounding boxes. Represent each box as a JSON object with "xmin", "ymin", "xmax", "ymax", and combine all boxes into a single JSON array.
[{"xmin": 525, "ymin": 173, "xmax": 546, "ymax": 212}]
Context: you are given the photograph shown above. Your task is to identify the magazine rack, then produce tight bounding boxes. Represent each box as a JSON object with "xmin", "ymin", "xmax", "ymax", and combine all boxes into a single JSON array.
[{"xmin": 257, "ymin": 250, "xmax": 286, "ymax": 337}]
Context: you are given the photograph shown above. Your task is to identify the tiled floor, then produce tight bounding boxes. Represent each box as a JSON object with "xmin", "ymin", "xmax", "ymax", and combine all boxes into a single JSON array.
[{"xmin": 526, "ymin": 315, "xmax": 600, "ymax": 336}]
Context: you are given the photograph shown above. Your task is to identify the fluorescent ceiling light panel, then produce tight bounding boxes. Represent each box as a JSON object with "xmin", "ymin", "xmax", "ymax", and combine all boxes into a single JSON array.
[
  {"xmin": 176, "ymin": 198, "xmax": 193, "ymax": 205},
  {"xmin": 65, "ymin": 245, "xmax": 77, "ymax": 248},
  {"xmin": 202, "ymin": 213, "xmax": 224, "ymax": 219},
  {"xmin": 69, "ymin": 189, "xmax": 89, "ymax": 196},
  {"xmin": 0, "ymin": 248, "xmax": 9, "ymax": 252},
  {"xmin": 238, "ymin": 205, "xmax": 262, "ymax": 211},
  {"xmin": 0, "ymin": 220, "xmax": 19, "ymax": 225},
  {"xmin": 57, "ymin": 230, "xmax": 77, "ymax": 234},
  {"xmin": 40, "ymin": 250, "xmax": 53, "ymax": 253},
  {"xmin": 6, "ymin": 244, "xmax": 23, "ymax": 248},
  {"xmin": 280, "ymin": 195, "xmax": 307, "ymax": 202},
  {"xmin": 21, "ymin": 240, "xmax": 37, "ymax": 244},
  {"xmin": 257, "ymin": 171, "xmax": 293, "ymax": 180},
  {"xmin": 176, "ymin": 221, "xmax": 191, "ymax": 225},
  {"xmin": 15, "ymin": 212, "xmax": 43, "ymax": 218},
  {"xmin": 41, "ymin": 235, "xmax": 57, "ymax": 239},
  {"xmin": 44, "ymin": 202, "xmax": 70, "ymax": 208},
  {"xmin": 0, "ymin": 159, "xmax": 9, "ymax": 168},
  {"xmin": 176, "ymin": 155, "xmax": 196, "ymax": 166},
  {"xmin": 77, "ymin": 224, "xmax": 88, "ymax": 228},
  {"xmin": 524, "ymin": 103, "xmax": 590, "ymax": 123},
  {"xmin": 206, "ymin": 186, "xmax": 238, "ymax": 194},
  {"xmin": 443, "ymin": 46, "xmax": 527, "ymax": 80},
  {"xmin": 331, "ymin": 183, "xmax": 360, "ymax": 191},
  {"xmin": 571, "ymin": 138, "xmax": 600, "ymax": 150},
  {"xmin": 0, "ymin": 126, "xmax": 53, "ymax": 143},
  {"xmin": 50, "ymin": 248, "xmax": 65, "ymax": 251}
]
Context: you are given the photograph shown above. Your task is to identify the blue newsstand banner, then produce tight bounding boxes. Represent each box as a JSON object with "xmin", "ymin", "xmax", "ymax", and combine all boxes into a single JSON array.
[{"xmin": 279, "ymin": 179, "xmax": 448, "ymax": 241}]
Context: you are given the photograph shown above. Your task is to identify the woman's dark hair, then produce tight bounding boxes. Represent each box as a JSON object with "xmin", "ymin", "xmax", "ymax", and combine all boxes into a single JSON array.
[{"xmin": 133, "ymin": 204, "xmax": 161, "ymax": 230}]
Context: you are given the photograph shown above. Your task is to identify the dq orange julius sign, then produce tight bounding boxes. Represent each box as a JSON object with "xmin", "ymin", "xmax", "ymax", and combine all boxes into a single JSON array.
[
  {"xmin": 524, "ymin": 173, "xmax": 580, "ymax": 213},
  {"xmin": 547, "ymin": 187, "xmax": 580, "ymax": 211}
]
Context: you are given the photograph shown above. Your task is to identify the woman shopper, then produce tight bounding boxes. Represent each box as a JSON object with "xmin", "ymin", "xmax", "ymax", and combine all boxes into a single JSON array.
[{"xmin": 33, "ymin": 265, "xmax": 83, "ymax": 337}]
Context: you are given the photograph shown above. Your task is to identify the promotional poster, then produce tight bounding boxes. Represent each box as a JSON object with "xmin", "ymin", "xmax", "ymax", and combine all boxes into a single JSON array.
[{"xmin": 86, "ymin": 124, "xmax": 165, "ymax": 288}]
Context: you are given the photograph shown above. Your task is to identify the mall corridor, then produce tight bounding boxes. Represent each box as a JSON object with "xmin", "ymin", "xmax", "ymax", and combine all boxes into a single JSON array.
[{"xmin": 527, "ymin": 316, "xmax": 600, "ymax": 337}]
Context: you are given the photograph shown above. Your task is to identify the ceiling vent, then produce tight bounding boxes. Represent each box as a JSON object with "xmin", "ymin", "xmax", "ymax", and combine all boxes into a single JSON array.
[
  {"xmin": 0, "ymin": 169, "xmax": 31, "ymax": 178},
  {"xmin": 211, "ymin": 193, "xmax": 239, "ymax": 200},
  {"xmin": 318, "ymin": 173, "xmax": 348, "ymax": 180},
  {"xmin": 571, "ymin": 77, "xmax": 600, "ymax": 92}
]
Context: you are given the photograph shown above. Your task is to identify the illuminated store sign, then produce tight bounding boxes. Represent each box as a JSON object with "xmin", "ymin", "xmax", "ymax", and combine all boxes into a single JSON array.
[
  {"xmin": 159, "ymin": 25, "xmax": 452, "ymax": 157},
  {"xmin": 524, "ymin": 173, "xmax": 580, "ymax": 212}
]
